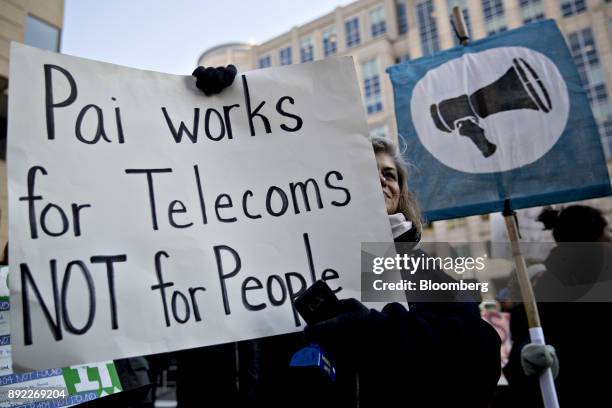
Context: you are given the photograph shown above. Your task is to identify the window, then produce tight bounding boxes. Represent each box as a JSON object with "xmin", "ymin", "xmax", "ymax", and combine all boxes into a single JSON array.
[
  {"xmin": 322, "ymin": 26, "xmax": 337, "ymax": 57},
  {"xmin": 446, "ymin": 218, "xmax": 467, "ymax": 230},
  {"xmin": 519, "ymin": 0, "xmax": 545, "ymax": 24},
  {"xmin": 395, "ymin": 54, "xmax": 410, "ymax": 63},
  {"xmin": 447, "ymin": 0, "xmax": 472, "ymax": 45},
  {"xmin": 397, "ymin": 1, "xmax": 409, "ymax": 35},
  {"xmin": 300, "ymin": 37, "xmax": 314, "ymax": 63},
  {"xmin": 345, "ymin": 17, "xmax": 361, "ymax": 48},
  {"xmin": 362, "ymin": 59, "xmax": 383, "ymax": 114},
  {"xmin": 369, "ymin": 125, "xmax": 388, "ymax": 138},
  {"xmin": 602, "ymin": 119, "xmax": 612, "ymax": 158},
  {"xmin": 594, "ymin": 84, "xmax": 608, "ymax": 103},
  {"xmin": 416, "ymin": 0, "xmax": 439, "ymax": 56},
  {"xmin": 481, "ymin": 0, "xmax": 507, "ymax": 35},
  {"xmin": 370, "ymin": 6, "xmax": 387, "ymax": 37},
  {"xmin": 24, "ymin": 15, "xmax": 60, "ymax": 52},
  {"xmin": 258, "ymin": 55, "xmax": 271, "ymax": 68},
  {"xmin": 279, "ymin": 46, "xmax": 292, "ymax": 65},
  {"xmin": 560, "ymin": 0, "xmax": 586, "ymax": 17},
  {"xmin": 568, "ymin": 28, "xmax": 612, "ymax": 158}
]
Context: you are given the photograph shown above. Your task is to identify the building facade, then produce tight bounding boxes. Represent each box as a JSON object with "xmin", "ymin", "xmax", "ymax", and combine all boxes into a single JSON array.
[
  {"xmin": 0, "ymin": 0, "xmax": 65, "ymax": 250},
  {"xmin": 198, "ymin": 0, "xmax": 612, "ymax": 156}
]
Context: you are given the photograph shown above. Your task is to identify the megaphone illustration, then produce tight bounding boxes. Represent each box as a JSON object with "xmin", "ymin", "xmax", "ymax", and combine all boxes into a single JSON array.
[{"xmin": 429, "ymin": 57, "xmax": 552, "ymax": 158}]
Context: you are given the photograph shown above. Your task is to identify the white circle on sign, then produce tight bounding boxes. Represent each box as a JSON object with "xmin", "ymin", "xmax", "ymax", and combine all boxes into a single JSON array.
[{"xmin": 410, "ymin": 47, "xmax": 569, "ymax": 173}]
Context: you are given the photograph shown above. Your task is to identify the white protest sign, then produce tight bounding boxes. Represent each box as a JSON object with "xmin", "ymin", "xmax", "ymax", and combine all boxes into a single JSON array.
[{"xmin": 7, "ymin": 43, "xmax": 393, "ymax": 370}]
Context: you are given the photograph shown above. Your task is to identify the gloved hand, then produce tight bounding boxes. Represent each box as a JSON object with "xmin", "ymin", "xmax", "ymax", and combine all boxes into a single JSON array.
[
  {"xmin": 521, "ymin": 343, "xmax": 559, "ymax": 379},
  {"xmin": 192, "ymin": 65, "xmax": 237, "ymax": 95},
  {"xmin": 304, "ymin": 298, "xmax": 370, "ymax": 355}
]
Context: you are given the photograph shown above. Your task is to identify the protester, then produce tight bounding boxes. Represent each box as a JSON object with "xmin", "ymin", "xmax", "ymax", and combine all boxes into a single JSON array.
[
  {"xmin": 300, "ymin": 136, "xmax": 501, "ymax": 407},
  {"xmin": 504, "ymin": 205, "xmax": 611, "ymax": 407},
  {"xmin": 185, "ymin": 66, "xmax": 501, "ymax": 407},
  {"xmin": 496, "ymin": 263, "xmax": 546, "ymax": 312},
  {"xmin": 235, "ymin": 136, "xmax": 501, "ymax": 408}
]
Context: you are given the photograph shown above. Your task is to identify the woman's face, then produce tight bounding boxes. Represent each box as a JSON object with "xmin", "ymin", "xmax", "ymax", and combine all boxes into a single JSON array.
[{"xmin": 376, "ymin": 152, "xmax": 401, "ymax": 215}]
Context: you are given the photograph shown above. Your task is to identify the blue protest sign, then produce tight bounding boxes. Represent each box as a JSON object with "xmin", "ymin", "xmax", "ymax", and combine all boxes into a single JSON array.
[{"xmin": 387, "ymin": 20, "xmax": 611, "ymax": 221}]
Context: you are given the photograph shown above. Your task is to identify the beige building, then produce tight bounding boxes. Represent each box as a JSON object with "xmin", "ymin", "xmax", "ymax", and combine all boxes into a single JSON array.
[
  {"xmin": 198, "ymin": 0, "xmax": 612, "ymax": 241},
  {"xmin": 0, "ymin": 0, "xmax": 65, "ymax": 251},
  {"xmin": 198, "ymin": 0, "xmax": 612, "ymax": 154}
]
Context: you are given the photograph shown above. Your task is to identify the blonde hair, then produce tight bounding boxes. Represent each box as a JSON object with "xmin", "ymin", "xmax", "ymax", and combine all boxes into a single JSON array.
[{"xmin": 371, "ymin": 136, "xmax": 423, "ymax": 235}]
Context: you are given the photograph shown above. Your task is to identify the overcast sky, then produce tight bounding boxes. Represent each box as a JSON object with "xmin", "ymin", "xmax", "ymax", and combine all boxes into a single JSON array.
[{"xmin": 61, "ymin": 0, "xmax": 354, "ymax": 75}]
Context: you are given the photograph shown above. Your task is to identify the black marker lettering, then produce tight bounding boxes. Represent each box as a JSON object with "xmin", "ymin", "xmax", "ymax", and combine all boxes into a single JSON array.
[
  {"xmin": 223, "ymin": 104, "xmax": 240, "ymax": 139},
  {"xmin": 125, "ymin": 168, "xmax": 173, "ymax": 230},
  {"xmin": 241, "ymin": 277, "xmax": 266, "ymax": 311},
  {"xmin": 168, "ymin": 200, "xmax": 194, "ymax": 228},
  {"xmin": 21, "ymin": 261, "xmax": 62, "ymax": 344},
  {"xmin": 171, "ymin": 291, "xmax": 190, "ymax": 324},
  {"xmin": 215, "ymin": 194, "xmax": 237, "ymax": 223},
  {"xmin": 193, "ymin": 165, "xmax": 208, "ymax": 225},
  {"xmin": 61, "ymin": 261, "xmax": 96, "ymax": 335},
  {"xmin": 71, "ymin": 203, "xmax": 91, "ymax": 237},
  {"xmin": 266, "ymin": 186, "xmax": 289, "ymax": 217},
  {"xmin": 284, "ymin": 272, "xmax": 307, "ymax": 327},
  {"xmin": 188, "ymin": 287, "xmax": 206, "ymax": 322},
  {"xmin": 75, "ymin": 104, "xmax": 112, "ymax": 144},
  {"xmin": 289, "ymin": 179, "xmax": 323, "ymax": 214},
  {"xmin": 40, "ymin": 204, "xmax": 69, "ymax": 237},
  {"xmin": 44, "ymin": 64, "xmax": 77, "ymax": 141},
  {"xmin": 242, "ymin": 75, "xmax": 271, "ymax": 136},
  {"xmin": 242, "ymin": 190, "xmax": 262, "ymax": 220},
  {"xmin": 214, "ymin": 245, "xmax": 241, "ymax": 315},
  {"xmin": 19, "ymin": 166, "xmax": 47, "ymax": 239},
  {"xmin": 161, "ymin": 107, "xmax": 200, "ymax": 143},
  {"xmin": 114, "ymin": 105, "xmax": 125, "ymax": 144},
  {"xmin": 321, "ymin": 269, "xmax": 342, "ymax": 293},
  {"xmin": 325, "ymin": 170, "xmax": 351, "ymax": 207},
  {"xmin": 266, "ymin": 275, "xmax": 287, "ymax": 306},
  {"xmin": 276, "ymin": 96, "xmax": 303, "ymax": 132},
  {"xmin": 90, "ymin": 255, "xmax": 127, "ymax": 330},
  {"xmin": 204, "ymin": 108, "xmax": 225, "ymax": 141},
  {"xmin": 303, "ymin": 233, "xmax": 317, "ymax": 285},
  {"xmin": 150, "ymin": 251, "xmax": 174, "ymax": 327}
]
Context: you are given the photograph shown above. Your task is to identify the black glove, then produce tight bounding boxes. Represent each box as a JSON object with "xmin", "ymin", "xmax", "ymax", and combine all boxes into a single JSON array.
[
  {"xmin": 192, "ymin": 65, "xmax": 237, "ymax": 96},
  {"xmin": 304, "ymin": 298, "xmax": 370, "ymax": 356}
]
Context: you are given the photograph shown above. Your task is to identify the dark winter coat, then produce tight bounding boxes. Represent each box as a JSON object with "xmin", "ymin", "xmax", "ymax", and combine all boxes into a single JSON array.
[
  {"xmin": 504, "ymin": 244, "xmax": 612, "ymax": 407},
  {"xmin": 249, "ymin": 229, "xmax": 501, "ymax": 408}
]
